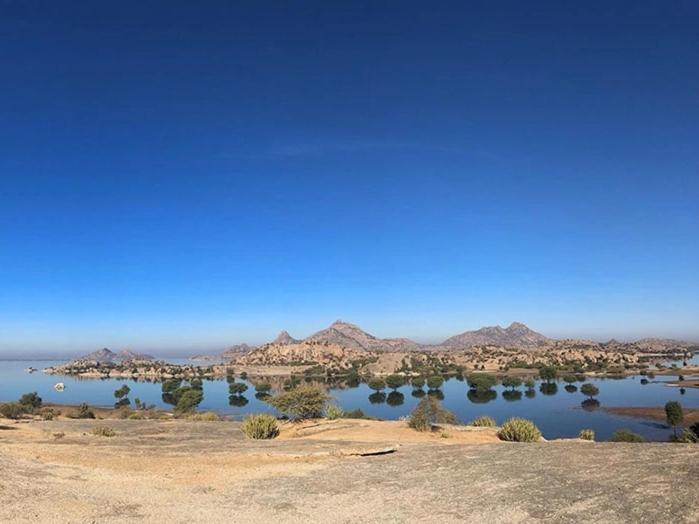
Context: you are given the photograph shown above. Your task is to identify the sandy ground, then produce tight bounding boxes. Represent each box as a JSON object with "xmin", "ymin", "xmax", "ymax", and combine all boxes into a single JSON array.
[{"xmin": 1, "ymin": 418, "xmax": 698, "ymax": 523}]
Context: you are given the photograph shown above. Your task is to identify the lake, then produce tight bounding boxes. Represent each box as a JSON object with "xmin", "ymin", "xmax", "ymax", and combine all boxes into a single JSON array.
[{"xmin": 2, "ymin": 357, "xmax": 698, "ymax": 441}]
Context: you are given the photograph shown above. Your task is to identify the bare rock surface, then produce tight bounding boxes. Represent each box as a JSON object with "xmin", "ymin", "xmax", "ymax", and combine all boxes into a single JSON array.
[{"xmin": 1, "ymin": 419, "xmax": 698, "ymax": 523}]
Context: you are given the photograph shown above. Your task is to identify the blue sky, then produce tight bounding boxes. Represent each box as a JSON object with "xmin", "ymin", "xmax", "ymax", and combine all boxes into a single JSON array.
[{"xmin": 1, "ymin": 1, "xmax": 698, "ymax": 356}]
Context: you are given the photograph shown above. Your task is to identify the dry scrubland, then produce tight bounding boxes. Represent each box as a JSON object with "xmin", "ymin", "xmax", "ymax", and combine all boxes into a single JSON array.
[{"xmin": 1, "ymin": 417, "xmax": 698, "ymax": 523}]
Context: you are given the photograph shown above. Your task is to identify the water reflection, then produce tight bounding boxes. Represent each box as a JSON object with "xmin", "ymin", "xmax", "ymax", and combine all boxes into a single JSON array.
[
  {"xmin": 229, "ymin": 395, "xmax": 249, "ymax": 407},
  {"xmin": 564, "ymin": 385, "xmax": 578, "ymax": 393},
  {"xmin": 386, "ymin": 391, "xmax": 405, "ymax": 407},
  {"xmin": 427, "ymin": 389, "xmax": 445, "ymax": 401},
  {"xmin": 411, "ymin": 389, "xmax": 425, "ymax": 398},
  {"xmin": 581, "ymin": 398, "xmax": 600, "ymax": 411},
  {"xmin": 368, "ymin": 392, "xmax": 386, "ymax": 404},
  {"xmin": 539, "ymin": 383, "xmax": 558, "ymax": 396},
  {"xmin": 501, "ymin": 390, "xmax": 522, "ymax": 402},
  {"xmin": 467, "ymin": 389, "xmax": 497, "ymax": 404}
]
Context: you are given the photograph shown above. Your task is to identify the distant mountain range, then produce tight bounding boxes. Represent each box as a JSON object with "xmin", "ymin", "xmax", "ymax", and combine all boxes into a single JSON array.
[
  {"xmin": 69, "ymin": 322, "xmax": 697, "ymax": 365},
  {"xmin": 198, "ymin": 320, "xmax": 693, "ymax": 362}
]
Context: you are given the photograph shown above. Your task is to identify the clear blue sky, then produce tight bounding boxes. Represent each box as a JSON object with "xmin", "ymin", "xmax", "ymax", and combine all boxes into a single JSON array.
[{"xmin": 1, "ymin": 1, "xmax": 698, "ymax": 356}]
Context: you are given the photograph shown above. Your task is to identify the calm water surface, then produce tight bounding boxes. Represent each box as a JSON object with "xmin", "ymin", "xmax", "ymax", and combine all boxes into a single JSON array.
[{"xmin": 1, "ymin": 357, "xmax": 697, "ymax": 442}]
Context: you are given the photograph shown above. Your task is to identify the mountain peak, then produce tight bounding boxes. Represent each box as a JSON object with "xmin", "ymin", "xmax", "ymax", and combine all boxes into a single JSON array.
[
  {"xmin": 272, "ymin": 330, "xmax": 299, "ymax": 345},
  {"xmin": 442, "ymin": 322, "xmax": 549, "ymax": 349}
]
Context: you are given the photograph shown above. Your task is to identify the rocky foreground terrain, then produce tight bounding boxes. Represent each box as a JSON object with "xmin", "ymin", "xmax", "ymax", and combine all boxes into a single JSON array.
[{"xmin": 1, "ymin": 418, "xmax": 697, "ymax": 523}]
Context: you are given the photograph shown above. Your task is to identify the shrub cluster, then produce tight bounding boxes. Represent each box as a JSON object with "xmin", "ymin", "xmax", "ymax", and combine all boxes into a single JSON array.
[
  {"xmin": 498, "ymin": 418, "xmax": 542, "ymax": 442},
  {"xmin": 408, "ymin": 396, "xmax": 456, "ymax": 431},
  {"xmin": 325, "ymin": 404, "xmax": 344, "ymax": 420},
  {"xmin": 609, "ymin": 429, "xmax": 645, "ymax": 442},
  {"xmin": 470, "ymin": 415, "xmax": 496, "ymax": 427},
  {"xmin": 66, "ymin": 403, "xmax": 96, "ymax": 419},
  {"xmin": 578, "ymin": 429, "xmax": 595, "ymax": 441},
  {"xmin": 266, "ymin": 385, "xmax": 331, "ymax": 420},
  {"xmin": 92, "ymin": 426, "xmax": 116, "ymax": 437},
  {"xmin": 241, "ymin": 413, "xmax": 279, "ymax": 439}
]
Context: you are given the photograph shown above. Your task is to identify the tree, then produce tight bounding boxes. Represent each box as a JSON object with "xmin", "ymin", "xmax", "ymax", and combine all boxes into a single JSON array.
[
  {"xmin": 524, "ymin": 378, "xmax": 536, "ymax": 390},
  {"xmin": 665, "ymin": 401, "xmax": 684, "ymax": 438},
  {"xmin": 367, "ymin": 377, "xmax": 386, "ymax": 391},
  {"xmin": 501, "ymin": 376, "xmax": 522, "ymax": 390},
  {"xmin": 467, "ymin": 373, "xmax": 496, "ymax": 392},
  {"xmin": 385, "ymin": 374, "xmax": 405, "ymax": 390},
  {"xmin": 229, "ymin": 382, "xmax": 248, "ymax": 395},
  {"xmin": 411, "ymin": 376, "xmax": 425, "ymax": 389},
  {"xmin": 408, "ymin": 396, "xmax": 456, "ymax": 431},
  {"xmin": 113, "ymin": 385, "xmax": 131, "ymax": 408},
  {"xmin": 265, "ymin": 385, "xmax": 331, "ymax": 420},
  {"xmin": 562, "ymin": 375, "xmax": 577, "ymax": 384},
  {"xmin": 255, "ymin": 382, "xmax": 272, "ymax": 394},
  {"xmin": 175, "ymin": 388, "xmax": 203, "ymax": 414},
  {"xmin": 539, "ymin": 367, "xmax": 557, "ymax": 382},
  {"xmin": 580, "ymin": 383, "xmax": 599, "ymax": 399},
  {"xmin": 19, "ymin": 392, "xmax": 42, "ymax": 410},
  {"xmin": 426, "ymin": 375, "xmax": 444, "ymax": 390}
]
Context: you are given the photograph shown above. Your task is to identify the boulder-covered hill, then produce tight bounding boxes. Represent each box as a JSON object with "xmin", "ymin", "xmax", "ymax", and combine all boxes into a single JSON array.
[
  {"xmin": 440, "ymin": 322, "xmax": 551, "ymax": 349},
  {"xmin": 304, "ymin": 320, "xmax": 423, "ymax": 352},
  {"xmin": 192, "ymin": 344, "xmax": 255, "ymax": 361},
  {"xmin": 195, "ymin": 320, "xmax": 559, "ymax": 362},
  {"xmin": 69, "ymin": 348, "xmax": 154, "ymax": 366},
  {"xmin": 632, "ymin": 338, "xmax": 696, "ymax": 351}
]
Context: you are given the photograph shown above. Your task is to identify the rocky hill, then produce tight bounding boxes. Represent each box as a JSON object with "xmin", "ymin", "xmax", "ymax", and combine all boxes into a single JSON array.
[
  {"xmin": 440, "ymin": 322, "xmax": 550, "ymax": 349},
  {"xmin": 69, "ymin": 348, "xmax": 154, "ymax": 366},
  {"xmin": 272, "ymin": 330, "xmax": 300, "ymax": 345},
  {"xmin": 633, "ymin": 338, "xmax": 696, "ymax": 351},
  {"xmin": 304, "ymin": 320, "xmax": 422, "ymax": 352},
  {"xmin": 192, "ymin": 343, "xmax": 256, "ymax": 361}
]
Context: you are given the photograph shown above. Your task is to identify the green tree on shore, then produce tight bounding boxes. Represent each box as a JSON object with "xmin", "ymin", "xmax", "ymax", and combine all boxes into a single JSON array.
[{"xmin": 665, "ymin": 401, "xmax": 683, "ymax": 438}]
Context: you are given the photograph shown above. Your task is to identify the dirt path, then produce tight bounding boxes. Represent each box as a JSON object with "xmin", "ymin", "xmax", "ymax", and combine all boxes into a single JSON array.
[{"xmin": 1, "ymin": 419, "xmax": 698, "ymax": 523}]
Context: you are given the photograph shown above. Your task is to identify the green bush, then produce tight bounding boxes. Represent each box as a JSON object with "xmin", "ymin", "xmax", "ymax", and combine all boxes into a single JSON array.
[
  {"xmin": 39, "ymin": 407, "xmax": 58, "ymax": 420},
  {"xmin": 609, "ymin": 429, "xmax": 645, "ymax": 442},
  {"xmin": 411, "ymin": 376, "xmax": 425, "ymax": 389},
  {"xmin": 343, "ymin": 408, "xmax": 367, "ymax": 419},
  {"xmin": 408, "ymin": 396, "xmax": 456, "ymax": 431},
  {"xmin": 19, "ymin": 392, "xmax": 42, "ymax": 410},
  {"xmin": 470, "ymin": 415, "xmax": 496, "ymax": 427},
  {"xmin": 66, "ymin": 403, "xmax": 95, "ymax": 419},
  {"xmin": 578, "ymin": 429, "xmax": 595, "ymax": 441},
  {"xmin": 241, "ymin": 413, "xmax": 279, "ymax": 439},
  {"xmin": 665, "ymin": 401, "xmax": 683, "ymax": 437},
  {"xmin": 677, "ymin": 429, "xmax": 699, "ymax": 443},
  {"xmin": 325, "ymin": 404, "xmax": 344, "ymax": 420},
  {"xmin": 175, "ymin": 389, "xmax": 204, "ymax": 414},
  {"xmin": 367, "ymin": 377, "xmax": 386, "ymax": 391},
  {"xmin": 467, "ymin": 373, "xmax": 496, "ymax": 391},
  {"xmin": 498, "ymin": 418, "xmax": 542, "ymax": 442},
  {"xmin": 229, "ymin": 382, "xmax": 248, "ymax": 395},
  {"xmin": 426, "ymin": 375, "xmax": 444, "ymax": 390},
  {"xmin": 255, "ymin": 382, "xmax": 272, "ymax": 393},
  {"xmin": 0, "ymin": 402, "xmax": 26, "ymax": 420},
  {"xmin": 580, "ymin": 383, "xmax": 599, "ymax": 398},
  {"xmin": 385, "ymin": 374, "xmax": 405, "ymax": 390},
  {"xmin": 92, "ymin": 426, "xmax": 116, "ymax": 437},
  {"xmin": 539, "ymin": 367, "xmax": 557, "ymax": 382},
  {"xmin": 501, "ymin": 376, "xmax": 522, "ymax": 389},
  {"xmin": 266, "ymin": 385, "xmax": 331, "ymax": 420}
]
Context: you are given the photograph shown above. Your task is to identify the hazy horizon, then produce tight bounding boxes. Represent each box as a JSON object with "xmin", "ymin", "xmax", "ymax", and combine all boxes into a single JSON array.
[
  {"xmin": 2, "ymin": 2, "xmax": 697, "ymax": 357},
  {"xmin": 1, "ymin": 317, "xmax": 697, "ymax": 360}
]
